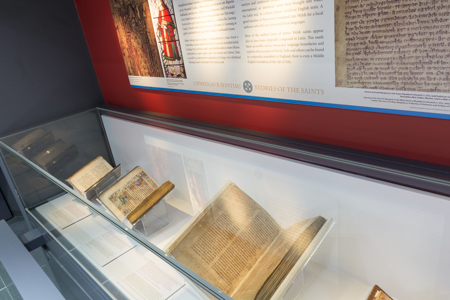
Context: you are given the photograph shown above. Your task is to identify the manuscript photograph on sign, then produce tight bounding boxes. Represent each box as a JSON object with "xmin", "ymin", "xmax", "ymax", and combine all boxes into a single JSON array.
[
  {"xmin": 149, "ymin": 0, "xmax": 187, "ymax": 78},
  {"xmin": 335, "ymin": 0, "xmax": 450, "ymax": 93},
  {"xmin": 109, "ymin": 0, "xmax": 165, "ymax": 77}
]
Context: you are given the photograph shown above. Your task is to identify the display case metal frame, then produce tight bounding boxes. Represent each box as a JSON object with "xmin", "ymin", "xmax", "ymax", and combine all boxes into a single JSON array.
[{"xmin": 99, "ymin": 105, "xmax": 450, "ymax": 198}]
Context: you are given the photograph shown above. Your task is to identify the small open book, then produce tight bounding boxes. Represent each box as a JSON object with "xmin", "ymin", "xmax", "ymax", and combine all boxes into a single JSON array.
[{"xmin": 67, "ymin": 156, "xmax": 174, "ymax": 224}]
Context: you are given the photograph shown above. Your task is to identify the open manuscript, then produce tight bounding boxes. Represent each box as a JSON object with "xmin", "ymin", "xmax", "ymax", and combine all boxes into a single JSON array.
[
  {"xmin": 166, "ymin": 182, "xmax": 333, "ymax": 300},
  {"xmin": 67, "ymin": 156, "xmax": 174, "ymax": 224}
]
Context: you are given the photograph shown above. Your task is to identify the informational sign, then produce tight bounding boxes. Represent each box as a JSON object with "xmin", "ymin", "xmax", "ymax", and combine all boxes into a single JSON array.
[{"xmin": 109, "ymin": 0, "xmax": 450, "ymax": 119}]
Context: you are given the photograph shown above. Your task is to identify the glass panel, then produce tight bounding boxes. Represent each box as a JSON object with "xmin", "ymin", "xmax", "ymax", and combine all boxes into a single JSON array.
[
  {"xmin": 0, "ymin": 144, "xmax": 225, "ymax": 299},
  {"xmin": 28, "ymin": 194, "xmax": 214, "ymax": 300},
  {"xmin": 0, "ymin": 110, "xmax": 227, "ymax": 299},
  {"xmin": 0, "ymin": 109, "xmax": 113, "ymax": 189}
]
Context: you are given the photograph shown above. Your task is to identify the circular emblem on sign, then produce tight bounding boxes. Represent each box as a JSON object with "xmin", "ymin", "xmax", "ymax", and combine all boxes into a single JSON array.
[{"xmin": 243, "ymin": 80, "xmax": 253, "ymax": 93}]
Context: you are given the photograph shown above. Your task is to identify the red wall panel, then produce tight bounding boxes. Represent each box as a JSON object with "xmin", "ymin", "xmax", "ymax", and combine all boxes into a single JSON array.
[{"xmin": 74, "ymin": 0, "xmax": 450, "ymax": 166}]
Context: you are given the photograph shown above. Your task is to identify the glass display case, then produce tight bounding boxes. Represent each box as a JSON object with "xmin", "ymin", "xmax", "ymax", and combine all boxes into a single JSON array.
[{"xmin": 0, "ymin": 106, "xmax": 449, "ymax": 300}]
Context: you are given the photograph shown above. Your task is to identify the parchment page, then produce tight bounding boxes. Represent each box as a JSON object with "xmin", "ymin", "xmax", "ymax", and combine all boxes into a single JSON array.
[
  {"xmin": 231, "ymin": 219, "xmax": 311, "ymax": 299},
  {"xmin": 167, "ymin": 182, "xmax": 281, "ymax": 295},
  {"xmin": 67, "ymin": 156, "xmax": 113, "ymax": 194},
  {"xmin": 253, "ymin": 216, "xmax": 327, "ymax": 300},
  {"xmin": 98, "ymin": 166, "xmax": 159, "ymax": 221}
]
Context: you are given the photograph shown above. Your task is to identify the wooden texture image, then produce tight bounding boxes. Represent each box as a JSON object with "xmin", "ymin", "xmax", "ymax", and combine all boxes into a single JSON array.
[{"xmin": 110, "ymin": 0, "xmax": 164, "ymax": 77}]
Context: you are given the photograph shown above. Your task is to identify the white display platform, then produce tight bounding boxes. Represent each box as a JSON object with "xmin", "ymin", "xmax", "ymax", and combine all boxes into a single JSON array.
[{"xmin": 34, "ymin": 194, "xmax": 206, "ymax": 300}]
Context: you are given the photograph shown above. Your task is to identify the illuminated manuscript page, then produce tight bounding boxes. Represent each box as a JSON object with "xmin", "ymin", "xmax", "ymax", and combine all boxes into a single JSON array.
[{"xmin": 98, "ymin": 166, "xmax": 159, "ymax": 221}]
